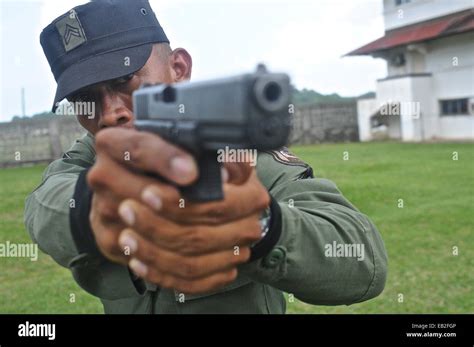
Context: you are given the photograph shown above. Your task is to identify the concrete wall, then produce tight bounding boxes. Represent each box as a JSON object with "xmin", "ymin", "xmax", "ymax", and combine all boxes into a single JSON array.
[
  {"xmin": 410, "ymin": 75, "xmax": 438, "ymax": 140},
  {"xmin": 290, "ymin": 103, "xmax": 359, "ymax": 144},
  {"xmin": 0, "ymin": 103, "xmax": 360, "ymax": 166},
  {"xmin": 377, "ymin": 75, "xmax": 421, "ymax": 141},
  {"xmin": 358, "ymin": 74, "xmax": 435, "ymax": 141},
  {"xmin": 427, "ymin": 33, "xmax": 474, "ymax": 139},
  {"xmin": 439, "ymin": 116, "xmax": 474, "ymax": 139},
  {"xmin": 383, "ymin": 47, "xmax": 427, "ymax": 76},
  {"xmin": 357, "ymin": 98, "xmax": 379, "ymax": 141},
  {"xmin": 427, "ymin": 33, "xmax": 474, "ymax": 98},
  {"xmin": 383, "ymin": 0, "xmax": 472, "ymax": 31},
  {"xmin": 0, "ymin": 118, "xmax": 85, "ymax": 167}
]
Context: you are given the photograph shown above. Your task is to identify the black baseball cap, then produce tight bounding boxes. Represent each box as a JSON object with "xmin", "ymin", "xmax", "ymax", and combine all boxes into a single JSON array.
[{"xmin": 40, "ymin": 0, "xmax": 169, "ymax": 112}]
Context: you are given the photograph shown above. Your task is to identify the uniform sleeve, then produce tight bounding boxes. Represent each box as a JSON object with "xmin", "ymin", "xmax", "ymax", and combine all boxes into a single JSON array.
[
  {"xmin": 24, "ymin": 133, "xmax": 145, "ymax": 300},
  {"xmin": 240, "ymin": 151, "xmax": 388, "ymax": 306}
]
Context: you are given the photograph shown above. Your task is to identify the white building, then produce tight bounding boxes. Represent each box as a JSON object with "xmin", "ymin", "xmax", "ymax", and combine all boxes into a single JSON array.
[{"xmin": 347, "ymin": 0, "xmax": 474, "ymax": 141}]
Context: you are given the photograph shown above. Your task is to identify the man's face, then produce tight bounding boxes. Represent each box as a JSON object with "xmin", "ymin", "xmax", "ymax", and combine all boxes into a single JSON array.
[{"xmin": 69, "ymin": 45, "xmax": 184, "ymax": 135}]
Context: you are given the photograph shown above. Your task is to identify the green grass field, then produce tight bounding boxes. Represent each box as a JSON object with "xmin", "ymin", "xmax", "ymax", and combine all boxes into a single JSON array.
[{"xmin": 0, "ymin": 142, "xmax": 472, "ymax": 313}]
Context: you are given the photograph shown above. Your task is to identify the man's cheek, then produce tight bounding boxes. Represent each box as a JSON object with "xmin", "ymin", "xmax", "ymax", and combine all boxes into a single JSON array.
[
  {"xmin": 77, "ymin": 115, "xmax": 100, "ymax": 134},
  {"xmin": 128, "ymin": 112, "xmax": 136, "ymax": 124}
]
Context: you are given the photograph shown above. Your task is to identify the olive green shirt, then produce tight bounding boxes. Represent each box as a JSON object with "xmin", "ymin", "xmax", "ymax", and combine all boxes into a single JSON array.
[{"xmin": 24, "ymin": 133, "xmax": 387, "ymax": 313}]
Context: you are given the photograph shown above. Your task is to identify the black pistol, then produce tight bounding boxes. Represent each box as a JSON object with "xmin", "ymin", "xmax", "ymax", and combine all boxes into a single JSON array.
[{"xmin": 133, "ymin": 65, "xmax": 291, "ymax": 202}]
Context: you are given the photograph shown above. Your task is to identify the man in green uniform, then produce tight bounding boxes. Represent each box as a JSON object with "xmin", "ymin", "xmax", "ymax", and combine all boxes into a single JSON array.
[{"xmin": 25, "ymin": 0, "xmax": 387, "ymax": 313}]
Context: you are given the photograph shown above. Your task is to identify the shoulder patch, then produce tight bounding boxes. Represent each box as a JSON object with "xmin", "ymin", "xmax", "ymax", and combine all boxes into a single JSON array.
[{"xmin": 265, "ymin": 147, "xmax": 308, "ymax": 167}]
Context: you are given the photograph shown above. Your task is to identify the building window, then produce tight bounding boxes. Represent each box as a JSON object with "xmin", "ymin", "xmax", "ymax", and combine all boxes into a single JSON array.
[
  {"xmin": 395, "ymin": 0, "xmax": 411, "ymax": 5},
  {"xmin": 440, "ymin": 99, "xmax": 469, "ymax": 116}
]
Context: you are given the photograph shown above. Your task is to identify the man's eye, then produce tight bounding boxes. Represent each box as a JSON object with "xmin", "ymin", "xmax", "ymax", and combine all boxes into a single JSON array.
[
  {"xmin": 71, "ymin": 92, "xmax": 91, "ymax": 102},
  {"xmin": 114, "ymin": 74, "xmax": 134, "ymax": 85}
]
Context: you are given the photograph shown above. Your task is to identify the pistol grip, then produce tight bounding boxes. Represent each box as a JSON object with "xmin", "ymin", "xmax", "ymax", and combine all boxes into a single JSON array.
[{"xmin": 180, "ymin": 151, "xmax": 223, "ymax": 202}]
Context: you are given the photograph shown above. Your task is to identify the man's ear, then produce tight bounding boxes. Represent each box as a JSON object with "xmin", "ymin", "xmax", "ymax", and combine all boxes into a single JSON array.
[{"xmin": 169, "ymin": 48, "xmax": 192, "ymax": 82}]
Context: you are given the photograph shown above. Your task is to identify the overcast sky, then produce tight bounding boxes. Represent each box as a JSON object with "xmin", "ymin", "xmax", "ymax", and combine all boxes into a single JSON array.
[{"xmin": 0, "ymin": 0, "xmax": 387, "ymax": 122}]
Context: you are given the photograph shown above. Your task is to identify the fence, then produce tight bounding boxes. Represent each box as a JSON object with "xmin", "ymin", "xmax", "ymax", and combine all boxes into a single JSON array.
[
  {"xmin": 0, "ymin": 102, "xmax": 358, "ymax": 167},
  {"xmin": 0, "ymin": 118, "xmax": 85, "ymax": 167},
  {"xmin": 290, "ymin": 102, "xmax": 358, "ymax": 144}
]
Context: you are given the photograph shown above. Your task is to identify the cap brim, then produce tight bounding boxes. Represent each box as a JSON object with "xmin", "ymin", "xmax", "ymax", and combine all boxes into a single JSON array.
[{"xmin": 52, "ymin": 44, "xmax": 153, "ymax": 112}]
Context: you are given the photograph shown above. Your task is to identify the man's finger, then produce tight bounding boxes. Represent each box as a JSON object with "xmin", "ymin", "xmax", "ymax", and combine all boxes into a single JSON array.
[
  {"xmin": 95, "ymin": 127, "xmax": 198, "ymax": 185},
  {"xmin": 119, "ymin": 228, "xmax": 250, "ymax": 280},
  {"xmin": 90, "ymin": 202, "xmax": 128, "ymax": 264},
  {"xmin": 118, "ymin": 200, "xmax": 262, "ymax": 255},
  {"xmin": 223, "ymin": 161, "xmax": 253, "ymax": 185},
  {"xmin": 130, "ymin": 258, "xmax": 239, "ymax": 295},
  {"xmin": 88, "ymin": 153, "xmax": 181, "ymax": 203},
  {"xmin": 140, "ymin": 170, "xmax": 270, "ymax": 225}
]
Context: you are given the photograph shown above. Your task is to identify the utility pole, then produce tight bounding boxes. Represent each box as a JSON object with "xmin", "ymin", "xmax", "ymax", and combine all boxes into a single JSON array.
[{"xmin": 21, "ymin": 87, "xmax": 26, "ymax": 116}]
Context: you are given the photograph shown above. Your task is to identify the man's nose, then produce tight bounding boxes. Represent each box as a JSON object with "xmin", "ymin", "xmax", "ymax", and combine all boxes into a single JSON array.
[{"xmin": 98, "ymin": 90, "xmax": 133, "ymax": 128}]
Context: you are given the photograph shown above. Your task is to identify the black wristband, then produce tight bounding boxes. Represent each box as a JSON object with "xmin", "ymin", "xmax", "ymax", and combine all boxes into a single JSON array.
[
  {"xmin": 249, "ymin": 195, "xmax": 283, "ymax": 262},
  {"xmin": 69, "ymin": 169, "xmax": 101, "ymax": 255}
]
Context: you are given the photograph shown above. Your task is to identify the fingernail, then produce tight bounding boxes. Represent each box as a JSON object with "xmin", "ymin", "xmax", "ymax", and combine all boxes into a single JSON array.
[
  {"xmin": 129, "ymin": 258, "xmax": 148, "ymax": 276},
  {"xmin": 118, "ymin": 203, "xmax": 135, "ymax": 225},
  {"xmin": 119, "ymin": 233, "xmax": 137, "ymax": 254},
  {"xmin": 221, "ymin": 167, "xmax": 229, "ymax": 183},
  {"xmin": 170, "ymin": 156, "xmax": 196, "ymax": 181},
  {"xmin": 142, "ymin": 188, "xmax": 162, "ymax": 211}
]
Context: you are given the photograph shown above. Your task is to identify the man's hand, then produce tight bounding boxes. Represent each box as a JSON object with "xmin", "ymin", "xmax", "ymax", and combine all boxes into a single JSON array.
[
  {"xmin": 87, "ymin": 128, "xmax": 270, "ymax": 294},
  {"xmin": 87, "ymin": 127, "xmax": 197, "ymax": 264}
]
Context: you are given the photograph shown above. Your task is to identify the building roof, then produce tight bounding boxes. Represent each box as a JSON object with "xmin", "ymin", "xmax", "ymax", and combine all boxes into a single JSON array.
[{"xmin": 346, "ymin": 9, "xmax": 474, "ymax": 56}]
